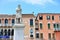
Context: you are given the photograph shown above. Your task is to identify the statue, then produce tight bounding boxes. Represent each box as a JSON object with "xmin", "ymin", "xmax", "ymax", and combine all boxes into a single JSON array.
[
  {"xmin": 16, "ymin": 4, "xmax": 22, "ymax": 24},
  {"xmin": 13, "ymin": 4, "xmax": 25, "ymax": 40}
]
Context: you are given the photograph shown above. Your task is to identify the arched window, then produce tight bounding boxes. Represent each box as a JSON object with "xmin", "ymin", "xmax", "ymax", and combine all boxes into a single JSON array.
[
  {"xmin": 30, "ymin": 29, "xmax": 33, "ymax": 37},
  {"xmin": 0, "ymin": 29, "xmax": 3, "ymax": 36},
  {"xmin": 8, "ymin": 29, "xmax": 10, "ymax": 36},
  {"xmin": 12, "ymin": 19, "xmax": 15, "ymax": 25},
  {"xmin": 12, "ymin": 19, "xmax": 15, "ymax": 23},
  {"xmin": 11, "ymin": 29, "xmax": 14, "ymax": 36},
  {"xmin": 36, "ymin": 32, "xmax": 39, "ymax": 38},
  {"xmin": 5, "ymin": 19, "xmax": 8, "ymax": 24},
  {"xmin": 4, "ymin": 29, "xmax": 7, "ymax": 36}
]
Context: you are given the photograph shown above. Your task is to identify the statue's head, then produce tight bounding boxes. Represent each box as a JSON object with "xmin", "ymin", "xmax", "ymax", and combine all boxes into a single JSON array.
[{"xmin": 16, "ymin": 4, "xmax": 22, "ymax": 13}]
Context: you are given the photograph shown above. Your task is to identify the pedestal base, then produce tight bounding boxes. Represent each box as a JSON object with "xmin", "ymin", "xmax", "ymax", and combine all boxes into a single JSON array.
[
  {"xmin": 13, "ymin": 24, "xmax": 25, "ymax": 40},
  {"xmin": 13, "ymin": 28, "xmax": 24, "ymax": 40}
]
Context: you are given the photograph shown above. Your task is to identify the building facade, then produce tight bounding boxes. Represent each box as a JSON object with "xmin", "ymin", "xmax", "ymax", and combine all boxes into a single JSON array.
[{"xmin": 0, "ymin": 5, "xmax": 60, "ymax": 40}]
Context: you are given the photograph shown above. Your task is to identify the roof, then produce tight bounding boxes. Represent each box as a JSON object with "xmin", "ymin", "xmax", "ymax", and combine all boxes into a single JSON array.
[
  {"xmin": 22, "ymin": 14, "xmax": 35, "ymax": 17},
  {"xmin": 38, "ymin": 13, "xmax": 60, "ymax": 15},
  {"xmin": 0, "ymin": 14, "xmax": 35, "ymax": 18},
  {"xmin": 37, "ymin": 13, "xmax": 60, "ymax": 16}
]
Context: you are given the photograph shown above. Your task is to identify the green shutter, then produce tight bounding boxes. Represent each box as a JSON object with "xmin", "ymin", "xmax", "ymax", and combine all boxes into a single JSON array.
[
  {"xmin": 48, "ymin": 23, "xmax": 50, "ymax": 29},
  {"xmin": 57, "ymin": 24, "xmax": 59, "ymax": 28},
  {"xmin": 54, "ymin": 24, "xmax": 56, "ymax": 28},
  {"xmin": 30, "ymin": 19, "xmax": 33, "ymax": 26},
  {"xmin": 40, "ymin": 23, "xmax": 42, "ymax": 29}
]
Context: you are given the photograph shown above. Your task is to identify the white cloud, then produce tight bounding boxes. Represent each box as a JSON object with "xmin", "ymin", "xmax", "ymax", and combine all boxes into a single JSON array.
[{"xmin": 22, "ymin": 0, "xmax": 57, "ymax": 5}]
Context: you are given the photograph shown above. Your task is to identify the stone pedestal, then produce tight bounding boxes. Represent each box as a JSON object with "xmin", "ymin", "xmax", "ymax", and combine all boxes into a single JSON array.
[
  {"xmin": 13, "ymin": 4, "xmax": 25, "ymax": 40},
  {"xmin": 13, "ymin": 24, "xmax": 25, "ymax": 40}
]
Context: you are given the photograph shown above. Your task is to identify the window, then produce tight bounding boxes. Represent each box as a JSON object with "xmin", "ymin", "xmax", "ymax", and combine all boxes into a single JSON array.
[
  {"xmin": 57, "ymin": 24, "xmax": 59, "ymax": 28},
  {"xmin": 30, "ymin": 29, "xmax": 33, "ymax": 37},
  {"xmin": 12, "ymin": 19, "xmax": 15, "ymax": 23},
  {"xmin": 35, "ymin": 28, "xmax": 39, "ymax": 30},
  {"xmin": 4, "ymin": 29, "xmax": 7, "ymax": 36},
  {"xmin": 53, "ymin": 24, "xmax": 56, "ymax": 28},
  {"xmin": 36, "ymin": 33, "xmax": 39, "ymax": 38},
  {"xmin": 48, "ymin": 33, "xmax": 51, "ymax": 39},
  {"xmin": 5, "ymin": 19, "xmax": 8, "ymax": 24},
  {"xmin": 5, "ymin": 19, "xmax": 8, "ymax": 26},
  {"xmin": 12, "ymin": 19, "xmax": 15, "ymax": 25},
  {"xmin": 30, "ymin": 35, "xmax": 33, "ymax": 38},
  {"xmin": 40, "ymin": 23, "xmax": 42, "ymax": 29},
  {"xmin": 11, "ymin": 29, "xmax": 14, "ymax": 36},
  {"xmin": 30, "ymin": 19, "xmax": 33, "ymax": 26},
  {"xmin": 0, "ymin": 19, "xmax": 1, "ymax": 24},
  {"xmin": 0, "ymin": 29, "xmax": 3, "ymax": 36},
  {"xmin": 40, "ymin": 33, "xmax": 43, "ymax": 39},
  {"xmin": 52, "ymin": 33, "xmax": 55, "ymax": 39},
  {"xmin": 52, "ymin": 16, "xmax": 54, "ymax": 20},
  {"xmin": 39, "ymin": 16, "xmax": 43, "ymax": 20},
  {"xmin": 47, "ymin": 16, "xmax": 50, "ymax": 20},
  {"xmin": 8, "ymin": 29, "xmax": 10, "ymax": 36},
  {"xmin": 48, "ymin": 23, "xmax": 50, "ymax": 29}
]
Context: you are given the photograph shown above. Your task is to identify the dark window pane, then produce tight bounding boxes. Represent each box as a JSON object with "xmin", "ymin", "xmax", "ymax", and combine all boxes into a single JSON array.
[
  {"xmin": 39, "ymin": 16, "xmax": 43, "ymax": 20},
  {"xmin": 30, "ymin": 35, "xmax": 33, "ymax": 37},
  {"xmin": 52, "ymin": 33, "xmax": 55, "ymax": 38},
  {"xmin": 0, "ymin": 29, "xmax": 3, "ymax": 36},
  {"xmin": 11, "ymin": 29, "xmax": 14, "ymax": 36},
  {"xmin": 36, "ymin": 33, "xmax": 39, "ymax": 38},
  {"xmin": 53, "ymin": 24, "xmax": 56, "ymax": 28},
  {"xmin": 47, "ymin": 16, "xmax": 50, "ymax": 20},
  {"xmin": 35, "ymin": 28, "xmax": 38, "ymax": 30},
  {"xmin": 57, "ymin": 24, "xmax": 59, "ymax": 28},
  {"xmin": 30, "ymin": 29, "xmax": 33, "ymax": 38},
  {"xmin": 40, "ymin": 33, "xmax": 43, "ymax": 38},
  {"xmin": 4, "ymin": 29, "xmax": 7, "ymax": 36},
  {"xmin": 48, "ymin": 33, "xmax": 51, "ymax": 39},
  {"xmin": 30, "ymin": 19, "xmax": 33, "ymax": 26},
  {"xmin": 8, "ymin": 29, "xmax": 10, "ymax": 36},
  {"xmin": 52, "ymin": 16, "xmax": 54, "ymax": 20},
  {"xmin": 12, "ymin": 19, "xmax": 15, "ymax": 25},
  {"xmin": 48, "ymin": 23, "xmax": 50, "ymax": 29},
  {"xmin": 5, "ymin": 19, "xmax": 8, "ymax": 24},
  {"xmin": 40, "ymin": 23, "xmax": 42, "ymax": 29},
  {"xmin": 12, "ymin": 19, "xmax": 15, "ymax": 23}
]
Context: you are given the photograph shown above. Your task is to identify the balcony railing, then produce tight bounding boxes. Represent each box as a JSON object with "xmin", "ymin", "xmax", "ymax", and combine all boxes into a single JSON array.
[
  {"xmin": 0, "ymin": 24, "xmax": 14, "ymax": 27},
  {"xmin": 54, "ymin": 28, "xmax": 60, "ymax": 31},
  {"xmin": 35, "ymin": 28, "xmax": 39, "ymax": 30},
  {"xmin": 49, "ymin": 38, "xmax": 56, "ymax": 40},
  {"xmin": 36, "ymin": 38, "xmax": 44, "ymax": 40}
]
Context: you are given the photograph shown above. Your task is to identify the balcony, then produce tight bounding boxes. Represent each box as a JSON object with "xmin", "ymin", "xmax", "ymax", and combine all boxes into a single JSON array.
[
  {"xmin": 35, "ymin": 28, "xmax": 39, "ymax": 30},
  {"xmin": 49, "ymin": 38, "xmax": 56, "ymax": 40},
  {"xmin": 0, "ymin": 24, "xmax": 14, "ymax": 27},
  {"xmin": 36, "ymin": 38, "xmax": 44, "ymax": 40},
  {"xmin": 54, "ymin": 28, "xmax": 60, "ymax": 32}
]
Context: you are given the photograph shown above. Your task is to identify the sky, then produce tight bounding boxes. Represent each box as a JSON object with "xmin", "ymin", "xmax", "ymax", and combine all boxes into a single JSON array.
[{"xmin": 0, "ymin": 0, "xmax": 60, "ymax": 15}]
